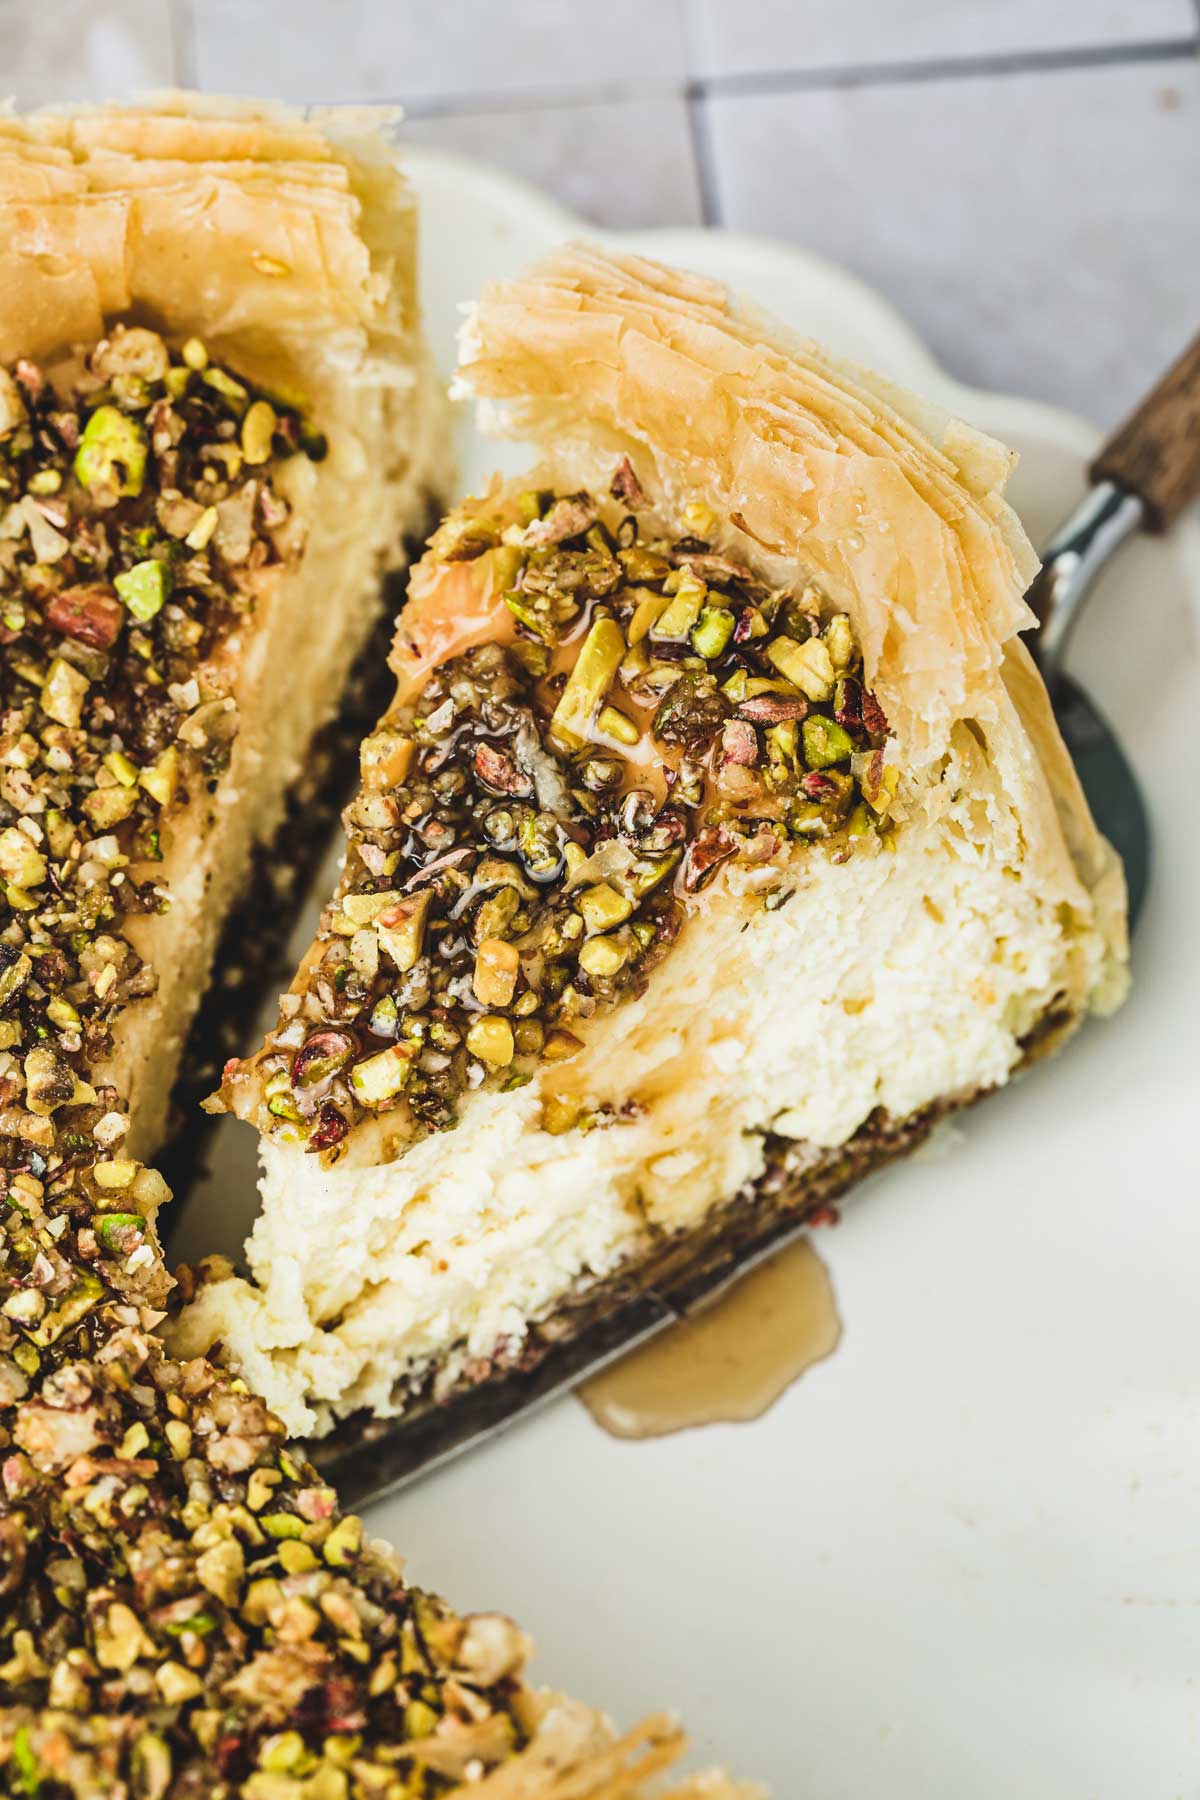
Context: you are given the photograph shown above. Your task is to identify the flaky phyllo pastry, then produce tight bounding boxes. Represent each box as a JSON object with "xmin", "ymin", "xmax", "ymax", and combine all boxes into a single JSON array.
[
  {"xmin": 0, "ymin": 105, "xmax": 760, "ymax": 1800},
  {"xmin": 180, "ymin": 245, "xmax": 1129, "ymax": 1439},
  {"xmin": 0, "ymin": 93, "xmax": 448, "ymax": 1157}
]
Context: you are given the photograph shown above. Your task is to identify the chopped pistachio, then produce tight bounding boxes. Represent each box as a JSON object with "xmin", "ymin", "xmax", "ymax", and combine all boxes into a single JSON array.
[
  {"xmin": 578, "ymin": 937, "xmax": 627, "ymax": 978},
  {"xmin": 0, "ymin": 825, "xmax": 46, "ymax": 889},
  {"xmin": 767, "ymin": 634, "xmax": 835, "ymax": 701},
  {"xmin": 139, "ymin": 745, "xmax": 179, "ymax": 809},
  {"xmin": 114, "ymin": 557, "xmax": 171, "ymax": 623},
  {"xmin": 83, "ymin": 784, "xmax": 138, "ymax": 830},
  {"xmin": 342, "ymin": 888, "xmax": 402, "ymax": 928},
  {"xmin": 466, "ymin": 1015, "xmax": 515, "ymax": 1068},
  {"xmin": 474, "ymin": 937, "xmax": 520, "ymax": 1008},
  {"xmin": 323, "ymin": 1515, "xmax": 362, "ymax": 1567},
  {"xmin": 203, "ymin": 366, "xmax": 248, "ymax": 404},
  {"xmin": 862, "ymin": 761, "xmax": 901, "ymax": 817},
  {"xmin": 241, "ymin": 399, "xmax": 277, "ymax": 465},
  {"xmin": 548, "ymin": 616, "xmax": 626, "ymax": 751},
  {"xmin": 683, "ymin": 500, "xmax": 716, "ymax": 536},
  {"xmin": 802, "ymin": 715, "xmax": 855, "ymax": 769},
  {"xmin": 626, "ymin": 587, "xmax": 670, "ymax": 645},
  {"xmin": 652, "ymin": 572, "xmax": 705, "ymax": 641},
  {"xmin": 73, "ymin": 405, "xmax": 148, "ymax": 497},
  {"xmin": 105, "ymin": 750, "xmax": 140, "ymax": 788},
  {"xmin": 180, "ymin": 335, "xmax": 208, "ymax": 369},
  {"xmin": 577, "ymin": 882, "xmax": 633, "ymax": 933},
  {"xmin": 823, "ymin": 612, "xmax": 855, "ymax": 670},
  {"xmin": 350, "ymin": 1044, "xmax": 415, "ymax": 1106},
  {"xmin": 42, "ymin": 657, "xmax": 89, "ymax": 729},
  {"xmin": 376, "ymin": 889, "xmax": 433, "ymax": 972},
  {"xmin": 597, "ymin": 704, "xmax": 640, "ymax": 746},
  {"xmin": 185, "ymin": 504, "xmax": 220, "ymax": 550},
  {"xmin": 93, "ymin": 1159, "xmax": 138, "ymax": 1190},
  {"xmin": 691, "ymin": 605, "xmax": 735, "ymax": 660},
  {"xmin": 360, "ymin": 730, "xmax": 414, "ymax": 790}
]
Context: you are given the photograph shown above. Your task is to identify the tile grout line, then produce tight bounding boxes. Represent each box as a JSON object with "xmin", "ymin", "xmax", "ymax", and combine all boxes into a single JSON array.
[
  {"xmin": 697, "ymin": 34, "xmax": 1200, "ymax": 101},
  {"xmin": 352, "ymin": 35, "xmax": 1199, "ymax": 124},
  {"xmin": 168, "ymin": 0, "xmax": 197, "ymax": 89},
  {"xmin": 686, "ymin": 89, "xmax": 722, "ymax": 228}
]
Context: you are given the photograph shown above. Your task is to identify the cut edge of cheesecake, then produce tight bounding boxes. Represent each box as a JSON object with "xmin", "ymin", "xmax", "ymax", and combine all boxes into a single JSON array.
[
  {"xmin": 0, "ymin": 127, "xmax": 760, "ymax": 1800},
  {"xmin": 0, "ymin": 92, "xmax": 451, "ymax": 1159},
  {"xmin": 176, "ymin": 244, "xmax": 1128, "ymax": 1439}
]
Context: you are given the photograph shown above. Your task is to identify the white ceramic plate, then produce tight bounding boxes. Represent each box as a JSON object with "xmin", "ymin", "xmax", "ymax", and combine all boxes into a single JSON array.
[{"xmin": 182, "ymin": 150, "xmax": 1200, "ymax": 1799}]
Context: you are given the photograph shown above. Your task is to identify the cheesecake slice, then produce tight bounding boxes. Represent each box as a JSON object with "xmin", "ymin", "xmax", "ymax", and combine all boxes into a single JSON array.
[
  {"xmin": 182, "ymin": 245, "xmax": 1129, "ymax": 1439},
  {"xmin": 0, "ymin": 153, "xmax": 745, "ymax": 1800},
  {"xmin": 0, "ymin": 95, "xmax": 448, "ymax": 1158}
]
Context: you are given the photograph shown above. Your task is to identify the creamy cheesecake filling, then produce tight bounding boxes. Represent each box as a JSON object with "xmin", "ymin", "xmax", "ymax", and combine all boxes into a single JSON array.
[
  {"xmin": 181, "ymin": 471, "xmax": 1102, "ymax": 1437},
  {"xmin": 183, "ymin": 769, "xmax": 1080, "ymax": 1437}
]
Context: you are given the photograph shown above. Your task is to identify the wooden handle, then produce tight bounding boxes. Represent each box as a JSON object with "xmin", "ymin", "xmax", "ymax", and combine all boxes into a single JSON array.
[{"xmin": 1090, "ymin": 333, "xmax": 1200, "ymax": 531}]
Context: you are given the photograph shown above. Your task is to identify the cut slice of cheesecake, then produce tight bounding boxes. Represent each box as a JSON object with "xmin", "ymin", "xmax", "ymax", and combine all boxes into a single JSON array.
[
  {"xmin": 0, "ymin": 154, "xmax": 746, "ymax": 1800},
  {"xmin": 181, "ymin": 244, "xmax": 1129, "ymax": 1440},
  {"xmin": 0, "ymin": 95, "xmax": 449, "ymax": 1158}
]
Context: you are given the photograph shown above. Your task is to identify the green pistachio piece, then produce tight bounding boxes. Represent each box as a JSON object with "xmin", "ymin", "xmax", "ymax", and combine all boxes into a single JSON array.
[
  {"xmin": 82, "ymin": 785, "xmax": 139, "ymax": 830},
  {"xmin": 41, "ymin": 657, "xmax": 90, "ymax": 730},
  {"xmin": 597, "ymin": 704, "xmax": 640, "ymax": 746},
  {"xmin": 692, "ymin": 605, "xmax": 735, "ymax": 660},
  {"xmin": 577, "ymin": 882, "xmax": 633, "ymax": 933},
  {"xmin": 96, "ymin": 1212, "xmax": 144, "ymax": 1252},
  {"xmin": 549, "ymin": 617, "xmax": 626, "ymax": 751},
  {"xmin": 767, "ymin": 634, "xmax": 835, "ymax": 701},
  {"xmin": 115, "ymin": 557, "xmax": 172, "ymax": 623},
  {"xmin": 823, "ymin": 612, "xmax": 855, "ymax": 670},
  {"xmin": 350, "ymin": 1044, "xmax": 415, "ymax": 1105},
  {"xmin": 802, "ymin": 715, "xmax": 856, "ymax": 768},
  {"xmin": 651, "ymin": 573, "xmax": 705, "ymax": 642},
  {"xmin": 202, "ymin": 366, "xmax": 248, "ymax": 404},
  {"xmin": 516, "ymin": 488, "xmax": 552, "ymax": 524},
  {"xmin": 73, "ymin": 405, "xmax": 148, "ymax": 497}
]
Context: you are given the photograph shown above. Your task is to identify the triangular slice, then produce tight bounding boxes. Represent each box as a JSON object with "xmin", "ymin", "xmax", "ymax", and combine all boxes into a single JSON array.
[
  {"xmin": 0, "ymin": 135, "xmax": 744, "ymax": 1799},
  {"xmin": 0, "ymin": 94, "xmax": 448, "ymax": 1158},
  {"xmin": 185, "ymin": 245, "xmax": 1128, "ymax": 1439}
]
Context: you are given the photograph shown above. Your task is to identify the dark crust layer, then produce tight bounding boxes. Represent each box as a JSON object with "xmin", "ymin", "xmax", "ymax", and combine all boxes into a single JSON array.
[{"xmin": 313, "ymin": 1005, "xmax": 1077, "ymax": 1508}]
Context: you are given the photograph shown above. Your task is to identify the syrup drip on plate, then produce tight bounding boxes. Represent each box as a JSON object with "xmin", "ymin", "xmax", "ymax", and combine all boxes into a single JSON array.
[{"xmin": 579, "ymin": 1238, "xmax": 841, "ymax": 1440}]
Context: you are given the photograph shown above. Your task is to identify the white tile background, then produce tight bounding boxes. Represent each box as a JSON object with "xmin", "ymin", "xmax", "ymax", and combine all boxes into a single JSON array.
[{"xmin": 1, "ymin": 0, "xmax": 1196, "ymax": 423}]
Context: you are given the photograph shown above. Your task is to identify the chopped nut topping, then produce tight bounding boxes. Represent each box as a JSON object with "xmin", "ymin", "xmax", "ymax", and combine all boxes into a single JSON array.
[
  {"xmin": 235, "ymin": 470, "xmax": 895, "ymax": 1157},
  {"xmin": 0, "ymin": 326, "xmax": 319, "ymax": 1201},
  {"xmin": 0, "ymin": 1180, "xmax": 533, "ymax": 1794},
  {"xmin": 0, "ymin": 335, "xmax": 348, "ymax": 1791}
]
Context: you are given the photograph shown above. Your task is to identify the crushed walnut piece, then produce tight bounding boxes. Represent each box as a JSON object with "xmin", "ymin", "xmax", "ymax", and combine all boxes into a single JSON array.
[{"xmin": 234, "ymin": 476, "xmax": 894, "ymax": 1157}]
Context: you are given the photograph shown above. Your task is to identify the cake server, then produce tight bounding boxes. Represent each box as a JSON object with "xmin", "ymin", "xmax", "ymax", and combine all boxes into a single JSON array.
[
  {"xmin": 1025, "ymin": 331, "xmax": 1200, "ymax": 926},
  {"xmin": 313, "ymin": 337, "xmax": 1200, "ymax": 1507}
]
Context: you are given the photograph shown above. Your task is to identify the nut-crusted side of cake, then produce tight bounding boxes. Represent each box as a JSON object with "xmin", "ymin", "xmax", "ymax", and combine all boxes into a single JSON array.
[
  {"xmin": 0, "ymin": 333, "xmax": 748, "ymax": 1800},
  {"xmin": 0, "ymin": 96, "xmax": 453, "ymax": 1157},
  {"xmin": 0, "ymin": 1175, "xmax": 754, "ymax": 1796},
  {"xmin": 177, "ymin": 457, "xmax": 1120, "ymax": 1439}
]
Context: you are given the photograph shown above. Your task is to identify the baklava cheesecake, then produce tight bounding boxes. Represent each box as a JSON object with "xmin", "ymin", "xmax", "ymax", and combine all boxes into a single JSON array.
[
  {"xmin": 182, "ymin": 245, "xmax": 1128, "ymax": 1438},
  {"xmin": 0, "ymin": 137, "xmax": 743, "ymax": 1800},
  {"xmin": 0, "ymin": 95, "xmax": 449, "ymax": 1157}
]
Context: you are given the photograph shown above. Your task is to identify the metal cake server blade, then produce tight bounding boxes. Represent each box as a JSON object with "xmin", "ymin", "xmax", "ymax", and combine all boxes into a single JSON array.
[
  {"xmin": 1025, "ymin": 331, "xmax": 1200, "ymax": 927},
  {"xmin": 315, "ymin": 336, "xmax": 1200, "ymax": 1508}
]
